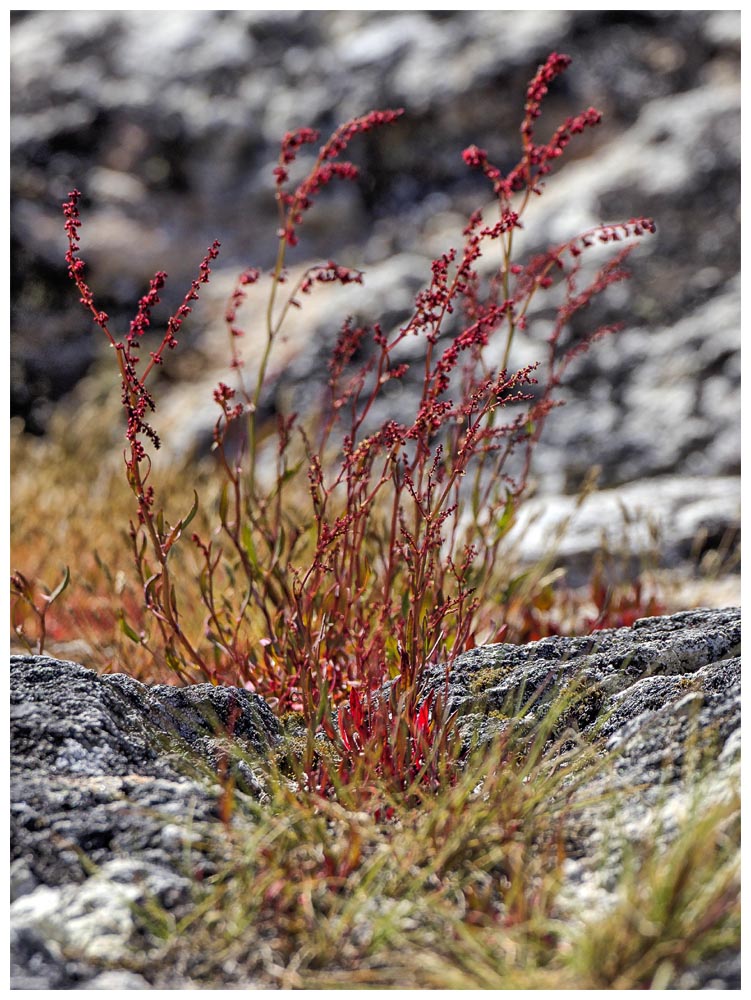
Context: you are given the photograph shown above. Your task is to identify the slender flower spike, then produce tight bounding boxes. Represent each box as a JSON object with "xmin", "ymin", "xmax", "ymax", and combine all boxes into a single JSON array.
[
  {"xmin": 522, "ymin": 51, "xmax": 572, "ymax": 140},
  {"xmin": 275, "ymin": 108, "xmax": 404, "ymax": 246}
]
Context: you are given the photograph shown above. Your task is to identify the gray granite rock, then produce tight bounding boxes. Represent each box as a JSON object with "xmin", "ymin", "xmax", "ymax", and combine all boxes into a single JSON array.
[
  {"xmin": 10, "ymin": 655, "xmax": 281, "ymax": 888},
  {"xmin": 419, "ymin": 606, "xmax": 740, "ymax": 746},
  {"xmin": 10, "ymin": 862, "xmax": 195, "ymax": 989},
  {"xmin": 10, "ymin": 655, "xmax": 282, "ymax": 987},
  {"xmin": 505, "ymin": 474, "xmax": 740, "ymax": 585}
]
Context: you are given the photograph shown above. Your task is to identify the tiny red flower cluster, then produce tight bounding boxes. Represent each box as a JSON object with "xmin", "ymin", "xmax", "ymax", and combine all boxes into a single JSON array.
[
  {"xmin": 522, "ymin": 51, "xmax": 572, "ymax": 140},
  {"xmin": 431, "ymin": 303, "xmax": 512, "ymax": 397},
  {"xmin": 326, "ymin": 318, "xmax": 368, "ymax": 384},
  {"xmin": 567, "ymin": 218, "xmax": 656, "ymax": 257},
  {"xmin": 463, "ymin": 53, "xmax": 601, "ymax": 199},
  {"xmin": 63, "ymin": 189, "xmax": 220, "ymax": 530},
  {"xmin": 212, "ymin": 382, "xmax": 244, "ymax": 437},
  {"xmin": 508, "ymin": 107, "xmax": 602, "ymax": 193},
  {"xmin": 129, "ymin": 272, "xmax": 167, "ymax": 346},
  {"xmin": 278, "ymin": 126, "xmax": 320, "ymax": 171},
  {"xmin": 63, "ymin": 190, "xmax": 109, "ymax": 330},
  {"xmin": 321, "ymin": 109, "xmax": 403, "ymax": 160},
  {"xmin": 274, "ymin": 108, "xmax": 403, "ymax": 247},
  {"xmin": 300, "ymin": 262, "xmax": 364, "ymax": 295},
  {"xmin": 224, "ymin": 267, "xmax": 262, "ymax": 371},
  {"xmin": 165, "ymin": 240, "xmax": 221, "ymax": 348}
]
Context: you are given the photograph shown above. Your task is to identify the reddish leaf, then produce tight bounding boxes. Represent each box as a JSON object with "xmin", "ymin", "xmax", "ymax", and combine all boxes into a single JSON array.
[
  {"xmin": 338, "ymin": 710, "xmax": 352, "ymax": 752},
  {"xmin": 416, "ymin": 691, "xmax": 434, "ymax": 736}
]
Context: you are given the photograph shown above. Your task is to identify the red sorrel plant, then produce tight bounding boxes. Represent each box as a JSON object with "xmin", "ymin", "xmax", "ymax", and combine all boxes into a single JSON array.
[
  {"xmin": 62, "ymin": 53, "xmax": 654, "ymax": 797},
  {"xmin": 316, "ymin": 680, "xmax": 462, "ymax": 813}
]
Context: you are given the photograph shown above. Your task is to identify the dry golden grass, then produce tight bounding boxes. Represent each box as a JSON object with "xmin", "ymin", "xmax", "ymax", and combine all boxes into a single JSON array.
[{"xmin": 104, "ymin": 718, "xmax": 739, "ymax": 989}]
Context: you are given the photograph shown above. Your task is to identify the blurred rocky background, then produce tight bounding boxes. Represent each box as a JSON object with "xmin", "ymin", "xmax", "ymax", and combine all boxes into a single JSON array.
[{"xmin": 10, "ymin": 9, "xmax": 740, "ymax": 598}]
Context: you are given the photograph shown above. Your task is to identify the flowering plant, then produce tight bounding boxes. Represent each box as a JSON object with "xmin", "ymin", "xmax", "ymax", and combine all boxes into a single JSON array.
[{"xmin": 61, "ymin": 53, "xmax": 654, "ymax": 796}]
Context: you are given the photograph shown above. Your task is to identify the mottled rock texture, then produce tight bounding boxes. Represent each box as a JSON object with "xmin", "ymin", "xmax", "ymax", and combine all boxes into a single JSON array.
[
  {"xmin": 10, "ymin": 656, "xmax": 280, "ymax": 887},
  {"xmin": 10, "ymin": 607, "xmax": 740, "ymax": 988},
  {"xmin": 420, "ymin": 606, "xmax": 740, "ymax": 752},
  {"xmin": 10, "ymin": 656, "xmax": 281, "ymax": 988}
]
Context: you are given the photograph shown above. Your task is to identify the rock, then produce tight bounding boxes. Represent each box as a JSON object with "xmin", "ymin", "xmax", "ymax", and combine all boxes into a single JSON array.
[
  {"xmin": 11, "ymin": 858, "xmax": 192, "ymax": 962},
  {"xmin": 10, "ymin": 922, "xmax": 93, "ymax": 991},
  {"xmin": 671, "ymin": 950, "xmax": 741, "ymax": 991},
  {"xmin": 10, "ymin": 867, "xmax": 188, "ymax": 989},
  {"xmin": 10, "ymin": 655, "xmax": 281, "ymax": 889},
  {"xmin": 82, "ymin": 971, "xmax": 154, "ymax": 990},
  {"xmin": 420, "ymin": 606, "xmax": 739, "ymax": 746},
  {"xmin": 10, "ymin": 612, "xmax": 740, "ymax": 988},
  {"xmin": 10, "ymin": 654, "xmax": 282, "ymax": 987},
  {"xmin": 506, "ymin": 474, "xmax": 740, "ymax": 585}
]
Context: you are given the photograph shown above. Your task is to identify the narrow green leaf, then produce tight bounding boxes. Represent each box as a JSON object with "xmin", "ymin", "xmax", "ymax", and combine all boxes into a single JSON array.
[
  {"xmin": 93, "ymin": 550, "xmax": 113, "ymax": 585},
  {"xmin": 182, "ymin": 490, "xmax": 200, "ymax": 531},
  {"xmin": 241, "ymin": 522, "xmax": 259, "ymax": 570},
  {"xmin": 401, "ymin": 589, "xmax": 411, "ymax": 619},
  {"xmin": 502, "ymin": 571, "xmax": 529, "ymax": 602},
  {"xmin": 163, "ymin": 491, "xmax": 200, "ymax": 557},
  {"xmin": 46, "ymin": 566, "xmax": 71, "ymax": 605},
  {"xmin": 219, "ymin": 483, "xmax": 229, "ymax": 525},
  {"xmin": 144, "ymin": 572, "xmax": 161, "ymax": 606},
  {"xmin": 273, "ymin": 523, "xmax": 286, "ymax": 564},
  {"xmin": 494, "ymin": 492, "xmax": 516, "ymax": 542},
  {"xmin": 118, "ymin": 613, "xmax": 142, "ymax": 644},
  {"xmin": 280, "ymin": 459, "xmax": 304, "ymax": 485}
]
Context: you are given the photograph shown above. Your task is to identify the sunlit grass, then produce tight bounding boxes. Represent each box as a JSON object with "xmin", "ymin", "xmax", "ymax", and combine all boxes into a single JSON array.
[{"xmin": 101, "ymin": 714, "xmax": 739, "ymax": 990}]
